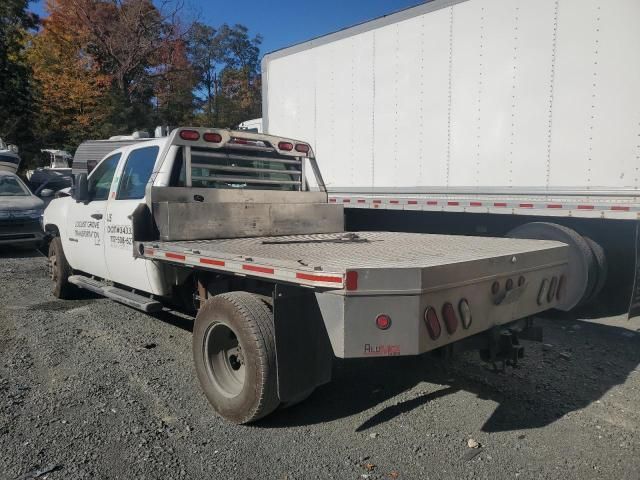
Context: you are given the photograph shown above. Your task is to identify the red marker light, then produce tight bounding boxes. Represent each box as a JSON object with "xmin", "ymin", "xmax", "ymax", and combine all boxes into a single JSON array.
[
  {"xmin": 375, "ymin": 314, "xmax": 391, "ymax": 330},
  {"xmin": 295, "ymin": 143, "xmax": 310, "ymax": 154},
  {"xmin": 278, "ymin": 141, "xmax": 294, "ymax": 151},
  {"xmin": 203, "ymin": 132, "xmax": 222, "ymax": 143},
  {"xmin": 179, "ymin": 129, "xmax": 200, "ymax": 141},
  {"xmin": 441, "ymin": 302, "xmax": 458, "ymax": 335},
  {"xmin": 345, "ymin": 271, "xmax": 358, "ymax": 291},
  {"xmin": 424, "ymin": 307, "xmax": 441, "ymax": 340}
]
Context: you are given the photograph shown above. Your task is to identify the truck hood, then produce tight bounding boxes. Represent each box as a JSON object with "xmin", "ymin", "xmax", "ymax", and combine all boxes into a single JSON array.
[{"xmin": 0, "ymin": 195, "xmax": 44, "ymax": 211}]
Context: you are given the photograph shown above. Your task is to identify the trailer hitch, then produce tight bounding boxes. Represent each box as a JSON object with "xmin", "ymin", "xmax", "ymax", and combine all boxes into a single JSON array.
[{"xmin": 480, "ymin": 327, "xmax": 525, "ymax": 372}]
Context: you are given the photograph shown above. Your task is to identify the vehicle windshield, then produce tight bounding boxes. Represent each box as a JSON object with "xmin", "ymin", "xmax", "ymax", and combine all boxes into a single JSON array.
[{"xmin": 0, "ymin": 176, "xmax": 29, "ymax": 196}]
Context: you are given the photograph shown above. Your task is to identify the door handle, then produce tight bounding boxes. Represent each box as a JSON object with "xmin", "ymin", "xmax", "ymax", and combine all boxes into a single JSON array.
[{"xmin": 91, "ymin": 213, "xmax": 103, "ymax": 220}]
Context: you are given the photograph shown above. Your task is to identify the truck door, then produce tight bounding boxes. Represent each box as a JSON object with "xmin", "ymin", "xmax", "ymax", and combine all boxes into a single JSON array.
[
  {"xmin": 65, "ymin": 153, "xmax": 121, "ymax": 278},
  {"xmin": 103, "ymin": 146, "xmax": 160, "ymax": 292}
]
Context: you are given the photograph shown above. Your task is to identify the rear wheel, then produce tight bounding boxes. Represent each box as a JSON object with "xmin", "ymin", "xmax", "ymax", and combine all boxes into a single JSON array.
[
  {"xmin": 193, "ymin": 292, "xmax": 279, "ymax": 424},
  {"xmin": 48, "ymin": 236, "xmax": 75, "ymax": 299}
]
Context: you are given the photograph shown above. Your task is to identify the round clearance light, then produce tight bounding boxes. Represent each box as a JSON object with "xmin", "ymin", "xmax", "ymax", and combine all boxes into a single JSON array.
[
  {"xmin": 537, "ymin": 279, "xmax": 549, "ymax": 306},
  {"xmin": 441, "ymin": 302, "xmax": 458, "ymax": 335},
  {"xmin": 424, "ymin": 307, "xmax": 441, "ymax": 340},
  {"xmin": 278, "ymin": 141, "xmax": 294, "ymax": 151},
  {"xmin": 375, "ymin": 314, "xmax": 391, "ymax": 330},
  {"xmin": 491, "ymin": 281, "xmax": 500, "ymax": 295},
  {"xmin": 547, "ymin": 276, "xmax": 558, "ymax": 303},
  {"xmin": 459, "ymin": 299, "xmax": 472, "ymax": 329},
  {"xmin": 203, "ymin": 132, "xmax": 222, "ymax": 143},
  {"xmin": 179, "ymin": 129, "xmax": 200, "ymax": 141}
]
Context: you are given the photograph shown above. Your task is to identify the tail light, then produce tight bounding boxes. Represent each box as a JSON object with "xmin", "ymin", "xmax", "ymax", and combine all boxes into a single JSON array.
[
  {"xmin": 537, "ymin": 279, "xmax": 549, "ymax": 305},
  {"xmin": 179, "ymin": 129, "xmax": 200, "ymax": 141},
  {"xmin": 506, "ymin": 278, "xmax": 514, "ymax": 291},
  {"xmin": 557, "ymin": 275, "xmax": 565, "ymax": 300},
  {"xmin": 491, "ymin": 281, "xmax": 500, "ymax": 295},
  {"xmin": 547, "ymin": 276, "xmax": 558, "ymax": 302},
  {"xmin": 518, "ymin": 276, "xmax": 526, "ymax": 287},
  {"xmin": 203, "ymin": 132, "xmax": 222, "ymax": 143},
  {"xmin": 375, "ymin": 314, "xmax": 391, "ymax": 330},
  {"xmin": 278, "ymin": 141, "xmax": 293, "ymax": 151},
  {"xmin": 295, "ymin": 143, "xmax": 310, "ymax": 154},
  {"xmin": 424, "ymin": 307, "xmax": 441, "ymax": 340},
  {"xmin": 459, "ymin": 299, "xmax": 472, "ymax": 329},
  {"xmin": 441, "ymin": 303, "xmax": 458, "ymax": 334}
]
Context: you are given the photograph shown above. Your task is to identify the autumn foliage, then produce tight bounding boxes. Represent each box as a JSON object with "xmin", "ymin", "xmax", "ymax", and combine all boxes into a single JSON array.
[{"xmin": 0, "ymin": 0, "xmax": 263, "ymax": 166}]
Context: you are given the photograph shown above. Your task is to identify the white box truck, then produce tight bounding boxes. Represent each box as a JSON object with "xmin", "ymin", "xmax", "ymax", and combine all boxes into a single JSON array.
[{"xmin": 261, "ymin": 0, "xmax": 640, "ymax": 317}]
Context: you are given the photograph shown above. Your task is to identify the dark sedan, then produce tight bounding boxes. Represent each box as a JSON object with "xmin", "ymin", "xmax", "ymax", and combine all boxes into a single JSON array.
[{"xmin": 0, "ymin": 171, "xmax": 46, "ymax": 248}]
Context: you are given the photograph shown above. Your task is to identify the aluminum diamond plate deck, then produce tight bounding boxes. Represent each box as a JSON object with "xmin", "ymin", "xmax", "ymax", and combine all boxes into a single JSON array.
[{"xmin": 149, "ymin": 232, "xmax": 564, "ymax": 273}]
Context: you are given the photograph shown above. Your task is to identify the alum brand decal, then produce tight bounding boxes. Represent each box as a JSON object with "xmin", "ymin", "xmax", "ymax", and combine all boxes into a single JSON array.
[{"xmin": 364, "ymin": 344, "xmax": 401, "ymax": 356}]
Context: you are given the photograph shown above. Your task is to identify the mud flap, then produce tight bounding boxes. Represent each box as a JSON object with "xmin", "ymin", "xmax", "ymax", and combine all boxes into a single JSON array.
[
  {"xmin": 628, "ymin": 221, "xmax": 640, "ymax": 319},
  {"xmin": 273, "ymin": 284, "xmax": 334, "ymax": 402}
]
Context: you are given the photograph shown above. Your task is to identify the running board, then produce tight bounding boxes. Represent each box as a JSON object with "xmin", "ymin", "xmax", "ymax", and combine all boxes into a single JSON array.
[{"xmin": 68, "ymin": 275, "xmax": 162, "ymax": 313}]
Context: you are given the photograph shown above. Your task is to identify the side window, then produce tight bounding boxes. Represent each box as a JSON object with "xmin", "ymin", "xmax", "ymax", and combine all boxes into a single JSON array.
[
  {"xmin": 88, "ymin": 154, "xmax": 121, "ymax": 201},
  {"xmin": 117, "ymin": 146, "xmax": 159, "ymax": 200}
]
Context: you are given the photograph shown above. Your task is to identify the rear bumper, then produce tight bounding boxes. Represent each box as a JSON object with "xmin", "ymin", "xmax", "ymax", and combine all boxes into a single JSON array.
[
  {"xmin": 317, "ymin": 261, "xmax": 568, "ymax": 358},
  {"xmin": 0, "ymin": 219, "xmax": 45, "ymax": 246}
]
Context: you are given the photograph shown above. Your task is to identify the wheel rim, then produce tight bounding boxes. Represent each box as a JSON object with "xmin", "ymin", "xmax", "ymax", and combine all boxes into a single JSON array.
[
  {"xmin": 48, "ymin": 250, "xmax": 57, "ymax": 282},
  {"xmin": 203, "ymin": 323, "xmax": 246, "ymax": 398}
]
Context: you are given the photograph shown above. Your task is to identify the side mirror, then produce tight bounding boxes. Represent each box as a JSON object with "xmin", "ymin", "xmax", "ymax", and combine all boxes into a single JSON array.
[
  {"xmin": 74, "ymin": 173, "xmax": 89, "ymax": 203},
  {"xmin": 40, "ymin": 188, "xmax": 55, "ymax": 198}
]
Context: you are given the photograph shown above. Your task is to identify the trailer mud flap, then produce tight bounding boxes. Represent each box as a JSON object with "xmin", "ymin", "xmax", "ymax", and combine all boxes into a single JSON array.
[
  {"xmin": 629, "ymin": 222, "xmax": 640, "ymax": 319},
  {"xmin": 273, "ymin": 284, "xmax": 333, "ymax": 402}
]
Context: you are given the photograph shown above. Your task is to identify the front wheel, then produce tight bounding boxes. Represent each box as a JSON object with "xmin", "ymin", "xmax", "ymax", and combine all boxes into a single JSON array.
[
  {"xmin": 48, "ymin": 236, "xmax": 76, "ymax": 299},
  {"xmin": 192, "ymin": 292, "xmax": 279, "ymax": 424}
]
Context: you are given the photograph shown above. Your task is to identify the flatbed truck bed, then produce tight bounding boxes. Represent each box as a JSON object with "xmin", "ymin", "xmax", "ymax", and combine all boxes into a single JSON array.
[{"xmin": 136, "ymin": 231, "xmax": 566, "ymax": 293}]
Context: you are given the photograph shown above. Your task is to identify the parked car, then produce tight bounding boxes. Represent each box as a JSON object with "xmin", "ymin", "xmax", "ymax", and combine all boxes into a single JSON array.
[{"xmin": 0, "ymin": 170, "xmax": 46, "ymax": 248}]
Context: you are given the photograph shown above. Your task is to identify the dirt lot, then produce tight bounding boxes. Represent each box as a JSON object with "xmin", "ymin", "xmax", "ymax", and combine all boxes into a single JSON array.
[{"xmin": 1, "ymin": 248, "xmax": 640, "ymax": 480}]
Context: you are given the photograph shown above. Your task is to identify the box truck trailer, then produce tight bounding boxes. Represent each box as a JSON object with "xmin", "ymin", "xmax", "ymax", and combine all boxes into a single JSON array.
[{"xmin": 261, "ymin": 0, "xmax": 640, "ymax": 317}]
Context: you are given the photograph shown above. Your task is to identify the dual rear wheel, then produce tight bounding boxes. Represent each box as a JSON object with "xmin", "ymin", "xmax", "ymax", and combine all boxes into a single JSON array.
[{"xmin": 193, "ymin": 292, "xmax": 312, "ymax": 424}]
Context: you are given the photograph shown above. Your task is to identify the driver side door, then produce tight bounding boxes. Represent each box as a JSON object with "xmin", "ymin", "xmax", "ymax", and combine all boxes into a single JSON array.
[{"xmin": 65, "ymin": 153, "xmax": 121, "ymax": 278}]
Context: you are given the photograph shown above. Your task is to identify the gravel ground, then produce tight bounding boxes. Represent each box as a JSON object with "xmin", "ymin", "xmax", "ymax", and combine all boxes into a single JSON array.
[{"xmin": 1, "ymin": 248, "xmax": 640, "ymax": 479}]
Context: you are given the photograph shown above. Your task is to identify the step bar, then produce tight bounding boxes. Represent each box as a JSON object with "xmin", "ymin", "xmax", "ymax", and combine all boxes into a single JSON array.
[{"xmin": 68, "ymin": 275, "xmax": 162, "ymax": 313}]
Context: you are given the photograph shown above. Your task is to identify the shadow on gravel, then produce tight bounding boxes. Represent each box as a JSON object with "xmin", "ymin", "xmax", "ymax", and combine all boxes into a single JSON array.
[{"xmin": 259, "ymin": 318, "xmax": 640, "ymax": 434}]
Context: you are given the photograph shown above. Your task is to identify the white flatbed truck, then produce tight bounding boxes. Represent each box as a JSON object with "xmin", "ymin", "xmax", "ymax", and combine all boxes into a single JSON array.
[{"xmin": 44, "ymin": 127, "xmax": 569, "ymax": 423}]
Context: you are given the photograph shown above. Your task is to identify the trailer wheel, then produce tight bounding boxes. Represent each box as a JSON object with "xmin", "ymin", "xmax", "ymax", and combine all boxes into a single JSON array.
[
  {"xmin": 583, "ymin": 236, "xmax": 608, "ymax": 303},
  {"xmin": 48, "ymin": 237, "xmax": 75, "ymax": 299},
  {"xmin": 507, "ymin": 222, "xmax": 595, "ymax": 311},
  {"xmin": 193, "ymin": 292, "xmax": 279, "ymax": 424}
]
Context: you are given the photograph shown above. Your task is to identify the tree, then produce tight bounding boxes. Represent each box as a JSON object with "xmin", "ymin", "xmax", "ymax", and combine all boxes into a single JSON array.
[
  {"xmin": 188, "ymin": 23, "xmax": 262, "ymax": 128},
  {"xmin": 0, "ymin": 0, "xmax": 38, "ymax": 148},
  {"xmin": 28, "ymin": 2, "xmax": 110, "ymax": 151}
]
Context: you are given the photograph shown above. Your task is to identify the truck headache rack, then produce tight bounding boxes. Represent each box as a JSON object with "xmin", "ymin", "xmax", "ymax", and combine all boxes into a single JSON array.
[{"xmin": 171, "ymin": 128, "xmax": 324, "ymax": 193}]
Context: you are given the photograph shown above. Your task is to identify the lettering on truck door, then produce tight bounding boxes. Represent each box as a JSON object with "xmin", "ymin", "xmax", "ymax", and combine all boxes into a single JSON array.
[
  {"xmin": 65, "ymin": 153, "xmax": 121, "ymax": 278},
  {"xmin": 103, "ymin": 146, "xmax": 159, "ymax": 292}
]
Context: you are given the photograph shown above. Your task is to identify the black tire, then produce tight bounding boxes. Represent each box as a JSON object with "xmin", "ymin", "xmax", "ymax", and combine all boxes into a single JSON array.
[
  {"xmin": 193, "ymin": 292, "xmax": 279, "ymax": 424},
  {"xmin": 583, "ymin": 237, "xmax": 608, "ymax": 303},
  {"xmin": 48, "ymin": 236, "xmax": 75, "ymax": 299},
  {"xmin": 507, "ymin": 222, "xmax": 596, "ymax": 310}
]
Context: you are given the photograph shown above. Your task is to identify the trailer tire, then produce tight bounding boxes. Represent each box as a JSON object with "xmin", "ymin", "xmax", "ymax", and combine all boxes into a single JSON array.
[
  {"xmin": 48, "ymin": 236, "xmax": 76, "ymax": 299},
  {"xmin": 507, "ymin": 222, "xmax": 595, "ymax": 310},
  {"xmin": 193, "ymin": 292, "xmax": 279, "ymax": 424},
  {"xmin": 583, "ymin": 236, "xmax": 608, "ymax": 303}
]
